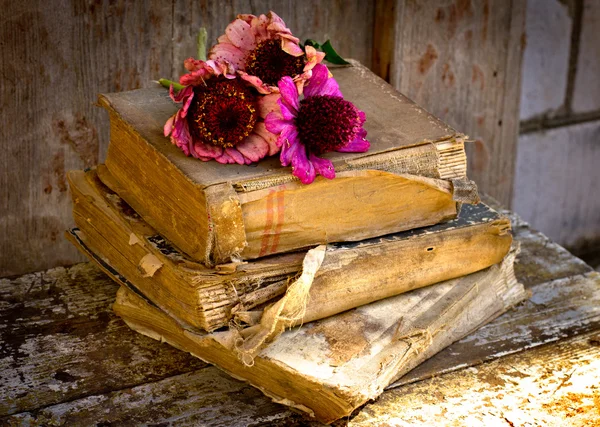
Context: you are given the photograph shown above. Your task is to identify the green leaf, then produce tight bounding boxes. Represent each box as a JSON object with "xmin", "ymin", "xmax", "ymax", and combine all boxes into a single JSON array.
[
  {"xmin": 321, "ymin": 40, "xmax": 350, "ymax": 65},
  {"xmin": 304, "ymin": 39, "xmax": 321, "ymax": 50},
  {"xmin": 158, "ymin": 78, "xmax": 184, "ymax": 92},
  {"xmin": 197, "ymin": 27, "xmax": 208, "ymax": 61}
]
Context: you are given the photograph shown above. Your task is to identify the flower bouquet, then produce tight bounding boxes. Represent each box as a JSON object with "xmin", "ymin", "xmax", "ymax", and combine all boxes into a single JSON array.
[{"xmin": 163, "ymin": 11, "xmax": 370, "ymax": 185}]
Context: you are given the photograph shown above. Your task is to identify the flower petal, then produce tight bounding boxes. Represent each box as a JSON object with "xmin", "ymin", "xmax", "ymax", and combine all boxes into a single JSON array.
[
  {"xmin": 170, "ymin": 84, "xmax": 193, "ymax": 103},
  {"xmin": 358, "ymin": 110, "xmax": 366, "ymax": 124},
  {"xmin": 279, "ymin": 128, "xmax": 301, "ymax": 165},
  {"xmin": 184, "ymin": 58, "xmax": 201, "ymax": 72},
  {"xmin": 277, "ymin": 76, "xmax": 300, "ymax": 112},
  {"xmin": 337, "ymin": 136, "xmax": 370, "ymax": 153},
  {"xmin": 281, "ymin": 38, "xmax": 304, "ymax": 56},
  {"xmin": 192, "ymin": 141, "xmax": 224, "ymax": 159},
  {"xmin": 304, "ymin": 45, "xmax": 326, "ymax": 72},
  {"xmin": 236, "ymin": 14, "xmax": 256, "ymax": 24},
  {"xmin": 225, "ymin": 19, "xmax": 256, "ymax": 51},
  {"xmin": 239, "ymin": 71, "xmax": 271, "ymax": 94},
  {"xmin": 214, "ymin": 150, "xmax": 236, "ymax": 164},
  {"xmin": 319, "ymin": 77, "xmax": 343, "ymax": 97},
  {"xmin": 171, "ymin": 119, "xmax": 192, "ymax": 157},
  {"xmin": 278, "ymin": 32, "xmax": 301, "ymax": 44},
  {"xmin": 309, "ymin": 154, "xmax": 336, "ymax": 180},
  {"xmin": 207, "ymin": 59, "xmax": 236, "ymax": 78},
  {"xmin": 251, "ymin": 14, "xmax": 270, "ymax": 42},
  {"xmin": 253, "ymin": 122, "xmax": 279, "ymax": 156},
  {"xmin": 303, "ymin": 63, "xmax": 328, "ymax": 97},
  {"xmin": 267, "ymin": 11, "xmax": 286, "ymax": 27},
  {"xmin": 217, "ymin": 33, "xmax": 232, "ymax": 44},
  {"xmin": 291, "ymin": 146, "xmax": 316, "ymax": 184},
  {"xmin": 265, "ymin": 111, "xmax": 293, "ymax": 134},
  {"xmin": 208, "ymin": 43, "xmax": 246, "ymax": 69},
  {"xmin": 277, "ymin": 98, "xmax": 296, "ymax": 121},
  {"xmin": 304, "ymin": 63, "xmax": 342, "ymax": 97},
  {"xmin": 225, "ymin": 147, "xmax": 247, "ymax": 165},
  {"xmin": 236, "ymin": 133, "xmax": 270, "ymax": 163},
  {"xmin": 164, "ymin": 114, "xmax": 175, "ymax": 136},
  {"xmin": 258, "ymin": 93, "xmax": 282, "ymax": 118},
  {"xmin": 179, "ymin": 91, "xmax": 194, "ymax": 118}
]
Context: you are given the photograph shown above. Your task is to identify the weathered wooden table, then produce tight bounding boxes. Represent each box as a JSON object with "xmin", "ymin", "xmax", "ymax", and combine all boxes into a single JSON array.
[{"xmin": 2, "ymin": 209, "xmax": 600, "ymax": 426}]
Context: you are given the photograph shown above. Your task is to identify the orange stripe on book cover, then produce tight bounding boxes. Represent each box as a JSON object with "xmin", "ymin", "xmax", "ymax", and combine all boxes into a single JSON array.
[
  {"xmin": 259, "ymin": 191, "xmax": 275, "ymax": 257},
  {"xmin": 259, "ymin": 190, "xmax": 285, "ymax": 257},
  {"xmin": 270, "ymin": 191, "xmax": 285, "ymax": 255}
]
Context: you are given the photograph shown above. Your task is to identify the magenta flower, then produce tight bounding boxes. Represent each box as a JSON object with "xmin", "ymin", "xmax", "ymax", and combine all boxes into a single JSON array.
[
  {"xmin": 208, "ymin": 11, "xmax": 325, "ymax": 94},
  {"xmin": 164, "ymin": 58, "xmax": 279, "ymax": 164},
  {"xmin": 265, "ymin": 64, "xmax": 370, "ymax": 184}
]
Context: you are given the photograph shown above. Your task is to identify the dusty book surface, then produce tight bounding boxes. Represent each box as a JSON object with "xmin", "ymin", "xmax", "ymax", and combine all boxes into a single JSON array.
[
  {"xmin": 111, "ymin": 248, "xmax": 527, "ymax": 424},
  {"xmin": 68, "ymin": 169, "xmax": 509, "ymax": 333},
  {"xmin": 99, "ymin": 60, "xmax": 477, "ymax": 265}
]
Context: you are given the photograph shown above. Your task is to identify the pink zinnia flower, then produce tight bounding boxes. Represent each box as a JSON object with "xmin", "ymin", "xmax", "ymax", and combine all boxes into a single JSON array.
[
  {"xmin": 208, "ymin": 11, "xmax": 325, "ymax": 94},
  {"xmin": 164, "ymin": 58, "xmax": 279, "ymax": 164},
  {"xmin": 265, "ymin": 64, "xmax": 370, "ymax": 184}
]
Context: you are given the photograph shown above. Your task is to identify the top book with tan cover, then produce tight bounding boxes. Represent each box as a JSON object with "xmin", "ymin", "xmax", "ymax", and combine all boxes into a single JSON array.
[{"xmin": 100, "ymin": 60, "xmax": 478, "ymax": 266}]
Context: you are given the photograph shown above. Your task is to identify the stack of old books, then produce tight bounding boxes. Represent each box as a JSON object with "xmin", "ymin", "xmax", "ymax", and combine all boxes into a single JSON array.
[{"xmin": 66, "ymin": 62, "xmax": 527, "ymax": 424}]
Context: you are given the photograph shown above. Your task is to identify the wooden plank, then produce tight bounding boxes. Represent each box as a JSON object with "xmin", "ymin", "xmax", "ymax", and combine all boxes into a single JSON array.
[
  {"xmin": 0, "ymin": 263, "xmax": 205, "ymax": 417},
  {"xmin": 353, "ymin": 331, "xmax": 600, "ymax": 426},
  {"xmin": 512, "ymin": 121, "xmax": 600, "ymax": 250},
  {"xmin": 508, "ymin": 210, "xmax": 593, "ymax": 287},
  {"xmin": 3, "ymin": 369, "xmax": 309, "ymax": 427},
  {"xmin": 172, "ymin": 1, "xmax": 374, "ymax": 78},
  {"xmin": 374, "ymin": 0, "xmax": 526, "ymax": 207},
  {"xmin": 0, "ymin": 1, "xmax": 172, "ymax": 277}
]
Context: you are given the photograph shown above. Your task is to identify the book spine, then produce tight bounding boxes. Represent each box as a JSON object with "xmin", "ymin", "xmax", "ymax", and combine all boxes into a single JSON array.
[
  {"xmin": 436, "ymin": 137, "xmax": 467, "ymax": 179},
  {"xmin": 100, "ymin": 97, "xmax": 212, "ymax": 265}
]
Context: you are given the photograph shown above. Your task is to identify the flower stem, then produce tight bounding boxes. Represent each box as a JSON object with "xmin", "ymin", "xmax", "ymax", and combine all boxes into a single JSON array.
[
  {"xmin": 197, "ymin": 27, "xmax": 208, "ymax": 61},
  {"xmin": 158, "ymin": 78, "xmax": 184, "ymax": 91}
]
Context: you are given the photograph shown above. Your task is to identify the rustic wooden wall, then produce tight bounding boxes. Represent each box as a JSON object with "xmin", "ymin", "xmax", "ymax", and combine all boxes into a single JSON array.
[
  {"xmin": 374, "ymin": 0, "xmax": 526, "ymax": 207},
  {"xmin": 0, "ymin": 0, "xmax": 374, "ymax": 277}
]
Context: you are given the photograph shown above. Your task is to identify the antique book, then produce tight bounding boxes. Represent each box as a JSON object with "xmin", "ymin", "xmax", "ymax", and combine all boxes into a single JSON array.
[
  {"xmin": 99, "ymin": 60, "xmax": 477, "ymax": 266},
  {"xmin": 111, "ymin": 249, "xmax": 527, "ymax": 424},
  {"xmin": 68, "ymin": 169, "xmax": 510, "ymax": 335}
]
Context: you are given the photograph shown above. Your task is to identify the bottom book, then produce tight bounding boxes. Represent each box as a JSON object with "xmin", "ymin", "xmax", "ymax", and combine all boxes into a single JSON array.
[{"xmin": 70, "ymin": 232, "xmax": 527, "ymax": 424}]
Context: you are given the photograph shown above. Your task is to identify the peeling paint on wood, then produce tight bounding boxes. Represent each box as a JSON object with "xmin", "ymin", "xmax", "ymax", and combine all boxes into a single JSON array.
[
  {"xmin": 0, "ymin": 263, "xmax": 205, "ymax": 417},
  {"xmin": 353, "ymin": 332, "xmax": 600, "ymax": 426},
  {"xmin": 4, "ymin": 369, "xmax": 308, "ymax": 427}
]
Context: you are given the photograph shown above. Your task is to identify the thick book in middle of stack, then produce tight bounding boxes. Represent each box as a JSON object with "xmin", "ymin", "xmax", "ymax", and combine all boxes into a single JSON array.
[{"xmin": 68, "ymin": 168, "xmax": 512, "ymax": 337}]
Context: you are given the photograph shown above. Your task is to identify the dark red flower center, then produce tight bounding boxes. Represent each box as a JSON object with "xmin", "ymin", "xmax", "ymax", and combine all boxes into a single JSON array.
[
  {"xmin": 295, "ymin": 95, "xmax": 361, "ymax": 155},
  {"xmin": 188, "ymin": 78, "xmax": 258, "ymax": 148},
  {"xmin": 245, "ymin": 39, "xmax": 306, "ymax": 86}
]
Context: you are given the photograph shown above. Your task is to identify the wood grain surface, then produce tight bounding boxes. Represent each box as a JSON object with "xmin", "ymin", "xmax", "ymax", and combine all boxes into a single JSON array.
[
  {"xmin": 374, "ymin": 0, "xmax": 526, "ymax": 207},
  {"xmin": 0, "ymin": 0, "xmax": 374, "ymax": 277}
]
